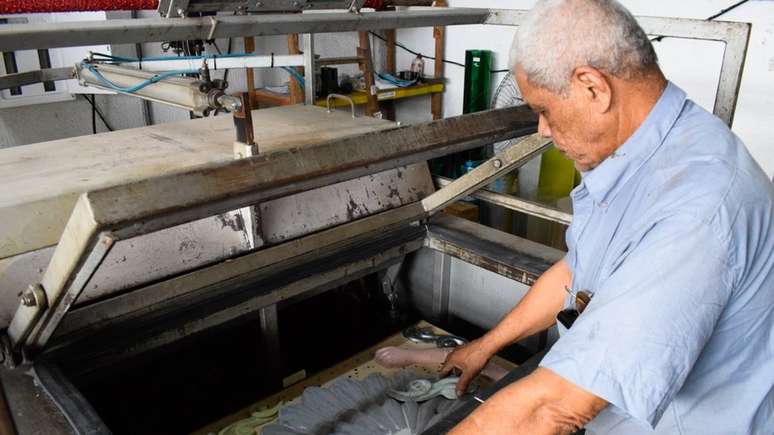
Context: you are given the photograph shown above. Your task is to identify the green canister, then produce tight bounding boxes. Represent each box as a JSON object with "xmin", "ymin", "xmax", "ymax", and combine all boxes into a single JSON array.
[{"xmin": 463, "ymin": 49, "xmax": 493, "ymax": 114}]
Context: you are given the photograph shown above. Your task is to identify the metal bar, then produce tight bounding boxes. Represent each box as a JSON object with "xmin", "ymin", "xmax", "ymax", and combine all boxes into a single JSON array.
[
  {"xmin": 1, "ymin": 51, "xmax": 20, "ymax": 95},
  {"xmin": 120, "ymin": 54, "xmax": 305, "ymax": 72},
  {"xmin": 421, "ymin": 133, "xmax": 552, "ymax": 214},
  {"xmin": 318, "ymin": 56, "xmax": 363, "ymax": 66},
  {"xmin": 485, "ymin": 10, "xmax": 751, "ymax": 127},
  {"xmin": 10, "ymin": 106, "xmax": 537, "ymax": 352},
  {"xmin": 434, "ymin": 176, "xmax": 572, "ymax": 225},
  {"xmin": 36, "ymin": 50, "xmax": 56, "ymax": 92},
  {"xmin": 0, "ymin": 8, "xmax": 490, "ymax": 51},
  {"xmin": 714, "ymin": 22, "xmax": 750, "ymax": 127},
  {"xmin": 87, "ymin": 105, "xmax": 537, "ymax": 238},
  {"xmin": 302, "ymin": 33, "xmax": 315, "ymax": 105},
  {"xmin": 23, "ymin": 233, "xmax": 115, "ymax": 352},
  {"xmin": 7, "ymin": 195, "xmax": 102, "ymax": 349}
]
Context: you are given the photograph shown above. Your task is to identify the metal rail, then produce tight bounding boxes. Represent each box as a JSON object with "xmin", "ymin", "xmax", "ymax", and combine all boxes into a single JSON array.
[
  {"xmin": 0, "ymin": 8, "xmax": 490, "ymax": 51},
  {"xmin": 434, "ymin": 176, "xmax": 572, "ymax": 225}
]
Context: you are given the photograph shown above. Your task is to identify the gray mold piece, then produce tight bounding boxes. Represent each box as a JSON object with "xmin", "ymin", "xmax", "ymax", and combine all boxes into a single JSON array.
[{"xmin": 263, "ymin": 370, "xmax": 461, "ymax": 435}]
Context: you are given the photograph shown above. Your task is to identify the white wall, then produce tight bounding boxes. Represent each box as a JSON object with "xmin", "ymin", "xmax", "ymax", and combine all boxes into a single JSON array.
[{"xmin": 394, "ymin": 0, "xmax": 774, "ymax": 178}]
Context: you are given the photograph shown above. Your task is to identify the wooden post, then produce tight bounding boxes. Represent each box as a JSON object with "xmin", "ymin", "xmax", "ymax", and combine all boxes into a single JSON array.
[
  {"xmin": 244, "ymin": 36, "xmax": 256, "ymax": 107},
  {"xmin": 358, "ymin": 31, "xmax": 380, "ymax": 117},
  {"xmin": 431, "ymin": 0, "xmax": 447, "ymax": 120},
  {"xmin": 383, "ymin": 29, "xmax": 397, "ymax": 121},
  {"xmin": 287, "ymin": 34, "xmax": 304, "ymax": 104}
]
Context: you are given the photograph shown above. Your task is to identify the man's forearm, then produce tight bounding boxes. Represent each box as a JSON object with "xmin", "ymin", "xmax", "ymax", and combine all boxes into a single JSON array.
[
  {"xmin": 479, "ymin": 258, "xmax": 571, "ymax": 354},
  {"xmin": 449, "ymin": 368, "xmax": 606, "ymax": 435}
]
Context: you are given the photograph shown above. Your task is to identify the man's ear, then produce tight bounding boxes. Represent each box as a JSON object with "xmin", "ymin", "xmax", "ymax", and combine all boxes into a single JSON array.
[{"xmin": 572, "ymin": 66, "xmax": 613, "ymax": 113}]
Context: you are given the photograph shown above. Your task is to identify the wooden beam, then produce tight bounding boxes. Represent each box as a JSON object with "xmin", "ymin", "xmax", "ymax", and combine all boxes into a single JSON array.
[
  {"xmin": 383, "ymin": 29, "xmax": 397, "ymax": 121},
  {"xmin": 357, "ymin": 31, "xmax": 380, "ymax": 117},
  {"xmin": 431, "ymin": 0, "xmax": 448, "ymax": 120},
  {"xmin": 287, "ymin": 34, "xmax": 304, "ymax": 104},
  {"xmin": 244, "ymin": 36, "xmax": 256, "ymax": 92}
]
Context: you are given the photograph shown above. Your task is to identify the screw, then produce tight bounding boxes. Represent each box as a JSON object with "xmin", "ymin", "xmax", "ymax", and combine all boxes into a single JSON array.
[{"xmin": 492, "ymin": 159, "xmax": 502, "ymax": 169}]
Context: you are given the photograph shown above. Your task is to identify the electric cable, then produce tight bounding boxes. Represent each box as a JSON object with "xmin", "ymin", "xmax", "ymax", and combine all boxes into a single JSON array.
[
  {"xmin": 368, "ymin": 31, "xmax": 466, "ymax": 68},
  {"xmin": 90, "ymin": 94, "xmax": 96, "ymax": 134},
  {"xmin": 81, "ymin": 94, "xmax": 114, "ymax": 132},
  {"xmin": 368, "ymin": 31, "xmax": 514, "ymax": 74}
]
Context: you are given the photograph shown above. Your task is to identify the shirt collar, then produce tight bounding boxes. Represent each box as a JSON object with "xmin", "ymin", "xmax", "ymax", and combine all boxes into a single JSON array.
[{"xmin": 578, "ymin": 81, "xmax": 687, "ymax": 205}]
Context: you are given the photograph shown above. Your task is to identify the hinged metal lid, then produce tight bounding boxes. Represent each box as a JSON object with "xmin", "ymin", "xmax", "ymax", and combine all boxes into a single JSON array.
[{"xmin": 6, "ymin": 106, "xmax": 540, "ymax": 354}]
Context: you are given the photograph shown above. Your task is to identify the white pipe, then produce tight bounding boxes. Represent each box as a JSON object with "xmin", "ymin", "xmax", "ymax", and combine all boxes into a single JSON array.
[{"xmin": 121, "ymin": 54, "xmax": 305, "ymax": 72}]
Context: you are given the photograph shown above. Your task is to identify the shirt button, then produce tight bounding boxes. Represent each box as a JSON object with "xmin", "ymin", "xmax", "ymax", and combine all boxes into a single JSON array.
[{"xmin": 599, "ymin": 201, "xmax": 608, "ymax": 208}]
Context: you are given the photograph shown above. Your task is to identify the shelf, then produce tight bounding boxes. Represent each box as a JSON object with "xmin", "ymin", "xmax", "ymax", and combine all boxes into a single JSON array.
[{"xmin": 315, "ymin": 82, "xmax": 444, "ymax": 108}]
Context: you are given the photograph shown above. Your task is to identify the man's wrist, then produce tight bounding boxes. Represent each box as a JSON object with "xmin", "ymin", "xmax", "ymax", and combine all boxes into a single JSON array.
[{"xmin": 479, "ymin": 328, "xmax": 512, "ymax": 355}]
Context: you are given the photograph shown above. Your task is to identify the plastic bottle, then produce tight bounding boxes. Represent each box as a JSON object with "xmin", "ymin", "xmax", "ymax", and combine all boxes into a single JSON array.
[{"xmin": 410, "ymin": 54, "xmax": 425, "ymax": 80}]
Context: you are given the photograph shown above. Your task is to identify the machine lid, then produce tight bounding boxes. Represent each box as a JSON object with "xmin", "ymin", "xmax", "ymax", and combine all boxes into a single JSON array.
[{"xmin": 5, "ymin": 105, "xmax": 539, "ymax": 354}]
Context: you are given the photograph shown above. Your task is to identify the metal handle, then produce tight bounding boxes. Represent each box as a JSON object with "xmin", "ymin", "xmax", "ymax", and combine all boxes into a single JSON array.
[{"xmin": 326, "ymin": 93, "xmax": 356, "ymax": 118}]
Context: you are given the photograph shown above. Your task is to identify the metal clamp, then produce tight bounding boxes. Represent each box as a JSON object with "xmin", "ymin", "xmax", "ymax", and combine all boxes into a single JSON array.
[{"xmin": 326, "ymin": 93, "xmax": 356, "ymax": 118}]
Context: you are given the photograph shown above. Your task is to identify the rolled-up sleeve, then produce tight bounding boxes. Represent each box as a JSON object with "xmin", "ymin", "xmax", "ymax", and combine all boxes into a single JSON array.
[{"xmin": 540, "ymin": 215, "xmax": 734, "ymax": 428}]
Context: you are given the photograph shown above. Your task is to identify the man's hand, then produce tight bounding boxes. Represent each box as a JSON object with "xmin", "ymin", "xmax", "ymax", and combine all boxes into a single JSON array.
[
  {"xmin": 440, "ymin": 338, "xmax": 495, "ymax": 396},
  {"xmin": 440, "ymin": 258, "xmax": 572, "ymax": 396}
]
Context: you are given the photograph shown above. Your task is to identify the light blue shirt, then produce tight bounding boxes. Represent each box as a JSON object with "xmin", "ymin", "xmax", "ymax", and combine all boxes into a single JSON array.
[{"xmin": 540, "ymin": 82, "xmax": 774, "ymax": 434}]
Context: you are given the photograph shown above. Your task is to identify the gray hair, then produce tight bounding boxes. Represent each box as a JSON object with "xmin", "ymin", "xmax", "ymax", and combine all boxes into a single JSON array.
[{"xmin": 510, "ymin": 0, "xmax": 658, "ymax": 94}]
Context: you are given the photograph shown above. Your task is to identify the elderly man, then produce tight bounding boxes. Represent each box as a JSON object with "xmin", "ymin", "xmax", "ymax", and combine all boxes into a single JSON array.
[{"xmin": 441, "ymin": 1, "xmax": 774, "ymax": 434}]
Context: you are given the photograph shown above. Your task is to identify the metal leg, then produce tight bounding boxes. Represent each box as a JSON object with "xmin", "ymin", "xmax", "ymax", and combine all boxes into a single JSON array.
[
  {"xmin": 379, "ymin": 259, "xmax": 404, "ymax": 318},
  {"xmin": 431, "ymin": 251, "xmax": 451, "ymax": 322},
  {"xmin": 258, "ymin": 304, "xmax": 282, "ymax": 380},
  {"xmin": 302, "ymin": 33, "xmax": 316, "ymax": 105}
]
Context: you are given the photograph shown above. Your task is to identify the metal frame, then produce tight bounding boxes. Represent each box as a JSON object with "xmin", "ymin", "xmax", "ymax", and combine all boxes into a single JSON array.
[
  {"xmin": 486, "ymin": 9, "xmax": 751, "ymax": 127},
  {"xmin": 7, "ymin": 106, "xmax": 538, "ymax": 352},
  {"xmin": 434, "ymin": 176, "xmax": 572, "ymax": 226}
]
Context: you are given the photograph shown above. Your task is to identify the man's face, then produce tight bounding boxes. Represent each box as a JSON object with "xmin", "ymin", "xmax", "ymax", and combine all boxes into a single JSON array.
[{"xmin": 514, "ymin": 66, "xmax": 611, "ymax": 172}]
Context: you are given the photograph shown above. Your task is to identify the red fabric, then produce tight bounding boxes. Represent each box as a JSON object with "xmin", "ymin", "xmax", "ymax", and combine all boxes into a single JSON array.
[
  {"xmin": 363, "ymin": 0, "xmax": 386, "ymax": 11},
  {"xmin": 0, "ymin": 0, "xmax": 158, "ymax": 13}
]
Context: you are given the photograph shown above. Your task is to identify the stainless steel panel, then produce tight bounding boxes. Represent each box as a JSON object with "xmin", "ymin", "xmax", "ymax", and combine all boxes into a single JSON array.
[{"xmin": 259, "ymin": 163, "xmax": 433, "ymax": 244}]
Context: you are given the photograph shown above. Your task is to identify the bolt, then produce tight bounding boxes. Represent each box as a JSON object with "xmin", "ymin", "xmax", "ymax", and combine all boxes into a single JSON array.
[
  {"xmin": 492, "ymin": 159, "xmax": 503, "ymax": 169},
  {"xmin": 21, "ymin": 287, "xmax": 37, "ymax": 307}
]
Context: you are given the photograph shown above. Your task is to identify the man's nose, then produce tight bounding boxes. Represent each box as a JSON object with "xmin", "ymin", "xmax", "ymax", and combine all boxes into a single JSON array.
[{"xmin": 538, "ymin": 114, "xmax": 552, "ymax": 138}]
